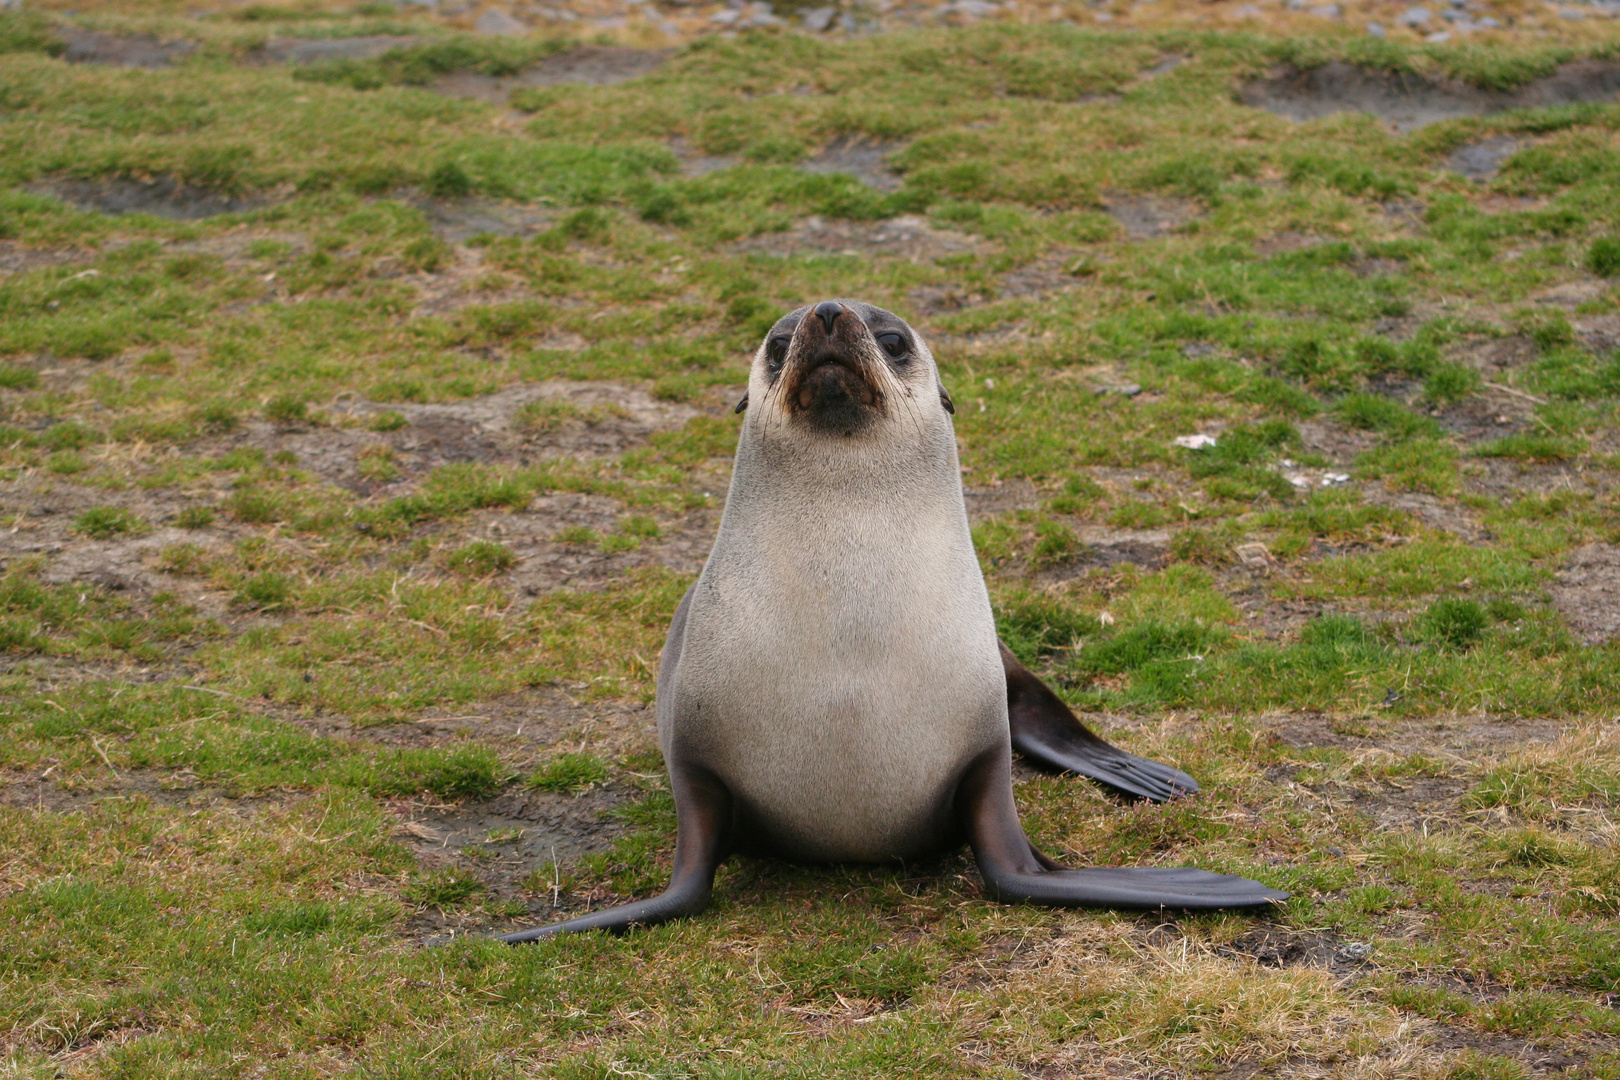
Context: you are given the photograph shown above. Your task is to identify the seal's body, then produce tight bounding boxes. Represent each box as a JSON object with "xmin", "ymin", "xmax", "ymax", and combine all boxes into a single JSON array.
[
  {"xmin": 503, "ymin": 301, "xmax": 1285, "ymax": 943},
  {"xmin": 671, "ymin": 399, "xmax": 997, "ymax": 863}
]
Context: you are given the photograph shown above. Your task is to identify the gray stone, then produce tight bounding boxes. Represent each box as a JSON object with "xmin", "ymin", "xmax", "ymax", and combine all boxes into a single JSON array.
[
  {"xmin": 1366, "ymin": 19, "xmax": 1387, "ymax": 34},
  {"xmin": 801, "ymin": 5, "xmax": 838, "ymax": 30},
  {"xmin": 1397, "ymin": 4, "xmax": 1431, "ymax": 23},
  {"xmin": 474, "ymin": 8, "xmax": 529, "ymax": 35},
  {"xmin": 1478, "ymin": 16, "xmax": 1501, "ymax": 26},
  {"xmin": 1310, "ymin": 3, "xmax": 1342, "ymax": 16}
]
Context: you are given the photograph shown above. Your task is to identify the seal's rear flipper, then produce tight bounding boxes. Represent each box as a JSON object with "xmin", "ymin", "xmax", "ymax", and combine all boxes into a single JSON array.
[
  {"xmin": 959, "ymin": 745, "xmax": 1288, "ymax": 911},
  {"xmin": 1000, "ymin": 640, "xmax": 1197, "ymax": 803},
  {"xmin": 501, "ymin": 765, "xmax": 734, "ymax": 943}
]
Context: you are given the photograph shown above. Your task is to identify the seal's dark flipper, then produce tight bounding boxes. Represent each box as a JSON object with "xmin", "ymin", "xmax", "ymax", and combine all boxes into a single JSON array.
[
  {"xmin": 500, "ymin": 766, "xmax": 733, "ymax": 942},
  {"xmin": 959, "ymin": 746, "xmax": 1288, "ymax": 911},
  {"xmin": 1000, "ymin": 640, "xmax": 1198, "ymax": 803},
  {"xmin": 504, "ymin": 584, "xmax": 732, "ymax": 942}
]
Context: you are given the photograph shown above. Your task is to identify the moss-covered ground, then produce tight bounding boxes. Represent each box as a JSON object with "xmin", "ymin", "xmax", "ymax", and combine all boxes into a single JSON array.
[{"xmin": 3, "ymin": 4, "xmax": 1620, "ymax": 1076}]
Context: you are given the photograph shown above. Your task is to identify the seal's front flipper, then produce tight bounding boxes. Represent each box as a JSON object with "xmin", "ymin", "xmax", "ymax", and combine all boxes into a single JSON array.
[
  {"xmin": 959, "ymin": 746, "xmax": 1288, "ymax": 911},
  {"xmin": 501, "ymin": 765, "xmax": 733, "ymax": 943},
  {"xmin": 1000, "ymin": 640, "xmax": 1197, "ymax": 803}
]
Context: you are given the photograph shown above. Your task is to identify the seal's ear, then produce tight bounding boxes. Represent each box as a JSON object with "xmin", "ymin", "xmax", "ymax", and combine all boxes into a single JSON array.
[
  {"xmin": 938, "ymin": 385, "xmax": 955, "ymax": 415},
  {"xmin": 734, "ymin": 392, "xmax": 749, "ymax": 414}
]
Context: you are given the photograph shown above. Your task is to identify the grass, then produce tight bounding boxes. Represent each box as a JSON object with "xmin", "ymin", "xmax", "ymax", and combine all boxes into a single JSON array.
[{"xmin": 2, "ymin": 2, "xmax": 1620, "ymax": 1076}]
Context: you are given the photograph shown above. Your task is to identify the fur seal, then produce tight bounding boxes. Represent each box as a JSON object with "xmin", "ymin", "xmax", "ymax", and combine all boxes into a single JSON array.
[{"xmin": 503, "ymin": 300, "xmax": 1285, "ymax": 942}]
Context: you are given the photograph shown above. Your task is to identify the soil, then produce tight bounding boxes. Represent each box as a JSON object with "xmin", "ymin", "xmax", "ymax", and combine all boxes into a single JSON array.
[
  {"xmin": 23, "ymin": 177, "xmax": 269, "ymax": 221},
  {"xmin": 798, "ymin": 136, "xmax": 906, "ymax": 192},
  {"xmin": 1446, "ymin": 136, "xmax": 1521, "ymax": 181},
  {"xmin": 410, "ymin": 196, "xmax": 555, "ymax": 242},
  {"xmin": 247, "ymin": 35, "xmax": 418, "ymax": 65},
  {"xmin": 0, "ymin": 765, "xmax": 287, "ymax": 814},
  {"xmin": 1241, "ymin": 60, "xmax": 1620, "ymax": 132},
  {"xmin": 1550, "ymin": 543, "xmax": 1620, "ymax": 645},
  {"xmin": 331, "ymin": 378, "xmax": 701, "ymax": 474},
  {"xmin": 1101, "ymin": 194, "xmax": 1202, "ymax": 239},
  {"xmin": 392, "ymin": 782, "xmax": 632, "ymax": 870},
  {"xmin": 58, "ymin": 28, "xmax": 195, "ymax": 68},
  {"xmin": 431, "ymin": 45, "xmax": 672, "ymax": 103},
  {"xmin": 731, "ymin": 213, "xmax": 988, "ymax": 262}
]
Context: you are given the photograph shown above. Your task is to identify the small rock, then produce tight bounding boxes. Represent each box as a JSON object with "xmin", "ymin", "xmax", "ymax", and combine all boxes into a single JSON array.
[
  {"xmin": 1366, "ymin": 19, "xmax": 1387, "ymax": 34},
  {"xmin": 801, "ymin": 5, "xmax": 838, "ymax": 30},
  {"xmin": 1232, "ymin": 4, "xmax": 1263, "ymax": 14},
  {"xmin": 1180, "ymin": 342, "xmax": 1215, "ymax": 358},
  {"xmin": 1310, "ymin": 3, "xmax": 1342, "ymax": 16},
  {"xmin": 1094, "ymin": 382, "xmax": 1142, "ymax": 397},
  {"xmin": 1339, "ymin": 941, "xmax": 1374, "ymax": 960},
  {"xmin": 1234, "ymin": 542, "xmax": 1274, "ymax": 567},
  {"xmin": 1173, "ymin": 434, "xmax": 1218, "ymax": 450},
  {"xmin": 473, "ymin": 7, "xmax": 529, "ymax": 34},
  {"xmin": 1327, "ymin": 846, "xmax": 1345, "ymax": 856},
  {"xmin": 1558, "ymin": 6, "xmax": 1586, "ymax": 17},
  {"xmin": 1478, "ymin": 16, "xmax": 1501, "ymax": 26},
  {"xmin": 395, "ymin": 0, "xmax": 437, "ymax": 7},
  {"xmin": 1426, "ymin": 29, "xmax": 1452, "ymax": 40},
  {"xmin": 710, "ymin": 8, "xmax": 742, "ymax": 21},
  {"xmin": 1322, "ymin": 472, "xmax": 1350, "ymax": 485},
  {"xmin": 1397, "ymin": 4, "xmax": 1431, "ymax": 24}
]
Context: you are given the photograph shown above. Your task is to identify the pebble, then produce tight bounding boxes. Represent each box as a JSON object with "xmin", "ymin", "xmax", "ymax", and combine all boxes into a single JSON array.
[
  {"xmin": 1426, "ymin": 29, "xmax": 1453, "ymax": 40},
  {"xmin": 801, "ymin": 5, "xmax": 838, "ymax": 30},
  {"xmin": 1367, "ymin": 20, "xmax": 1387, "ymax": 34},
  {"xmin": 1397, "ymin": 4, "xmax": 1431, "ymax": 24},
  {"xmin": 473, "ymin": 7, "xmax": 529, "ymax": 34},
  {"xmin": 1310, "ymin": 3, "xmax": 1342, "ymax": 16}
]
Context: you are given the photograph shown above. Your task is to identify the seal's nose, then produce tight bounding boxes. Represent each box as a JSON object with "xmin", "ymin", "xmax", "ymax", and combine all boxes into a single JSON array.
[{"xmin": 814, "ymin": 301, "xmax": 843, "ymax": 334}]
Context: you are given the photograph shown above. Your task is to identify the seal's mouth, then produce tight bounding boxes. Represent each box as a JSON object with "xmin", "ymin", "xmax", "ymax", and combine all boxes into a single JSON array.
[{"xmin": 779, "ymin": 302, "xmax": 885, "ymax": 433}]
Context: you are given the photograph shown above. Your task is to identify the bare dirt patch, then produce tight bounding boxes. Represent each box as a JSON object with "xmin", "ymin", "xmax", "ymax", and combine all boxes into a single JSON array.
[
  {"xmin": 432, "ymin": 45, "xmax": 672, "ymax": 103},
  {"xmin": 1241, "ymin": 60, "xmax": 1620, "ymax": 132},
  {"xmin": 411, "ymin": 196, "xmax": 554, "ymax": 242},
  {"xmin": 263, "ymin": 380, "xmax": 702, "ymax": 492},
  {"xmin": 732, "ymin": 213, "xmax": 987, "ymax": 262},
  {"xmin": 0, "ymin": 766, "xmax": 283, "ymax": 815},
  {"xmin": 799, "ymin": 136, "xmax": 905, "ymax": 192},
  {"xmin": 1360, "ymin": 489, "xmax": 1487, "ymax": 541},
  {"xmin": 1550, "ymin": 543, "xmax": 1620, "ymax": 646},
  {"xmin": 247, "ymin": 35, "xmax": 417, "ymax": 65},
  {"xmin": 1446, "ymin": 136, "xmax": 1521, "ymax": 182},
  {"xmin": 58, "ymin": 28, "xmax": 195, "ymax": 68},
  {"xmin": 393, "ymin": 784, "xmax": 631, "ymax": 870},
  {"xmin": 1102, "ymin": 194, "xmax": 1201, "ymax": 239},
  {"xmin": 23, "ymin": 177, "xmax": 269, "ymax": 221},
  {"xmin": 1264, "ymin": 712, "xmax": 1563, "ymax": 756}
]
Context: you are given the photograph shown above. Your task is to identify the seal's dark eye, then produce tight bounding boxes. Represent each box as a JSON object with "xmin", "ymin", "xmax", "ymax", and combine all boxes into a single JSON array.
[
  {"xmin": 876, "ymin": 331, "xmax": 907, "ymax": 359},
  {"xmin": 765, "ymin": 335, "xmax": 790, "ymax": 370}
]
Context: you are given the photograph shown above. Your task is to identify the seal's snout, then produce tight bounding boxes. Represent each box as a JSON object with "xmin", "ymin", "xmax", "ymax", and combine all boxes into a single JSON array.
[
  {"xmin": 814, "ymin": 300, "xmax": 844, "ymax": 334},
  {"xmin": 779, "ymin": 298, "xmax": 885, "ymax": 434}
]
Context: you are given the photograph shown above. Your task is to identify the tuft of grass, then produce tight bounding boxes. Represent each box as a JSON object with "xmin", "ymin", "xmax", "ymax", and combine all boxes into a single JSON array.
[
  {"xmin": 1589, "ymin": 236, "xmax": 1620, "ymax": 277},
  {"xmin": 443, "ymin": 539, "xmax": 518, "ymax": 577},
  {"xmin": 73, "ymin": 507, "xmax": 149, "ymax": 540},
  {"xmin": 265, "ymin": 394, "xmax": 309, "ymax": 424},
  {"xmin": 527, "ymin": 752, "xmax": 609, "ymax": 794}
]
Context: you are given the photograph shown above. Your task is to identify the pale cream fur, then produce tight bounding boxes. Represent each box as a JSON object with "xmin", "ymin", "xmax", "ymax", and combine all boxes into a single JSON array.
[{"xmin": 659, "ymin": 303, "xmax": 1006, "ymax": 863}]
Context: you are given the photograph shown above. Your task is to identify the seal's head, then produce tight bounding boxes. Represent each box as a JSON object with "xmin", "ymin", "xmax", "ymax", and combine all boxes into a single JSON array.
[{"xmin": 736, "ymin": 300, "xmax": 954, "ymax": 439}]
